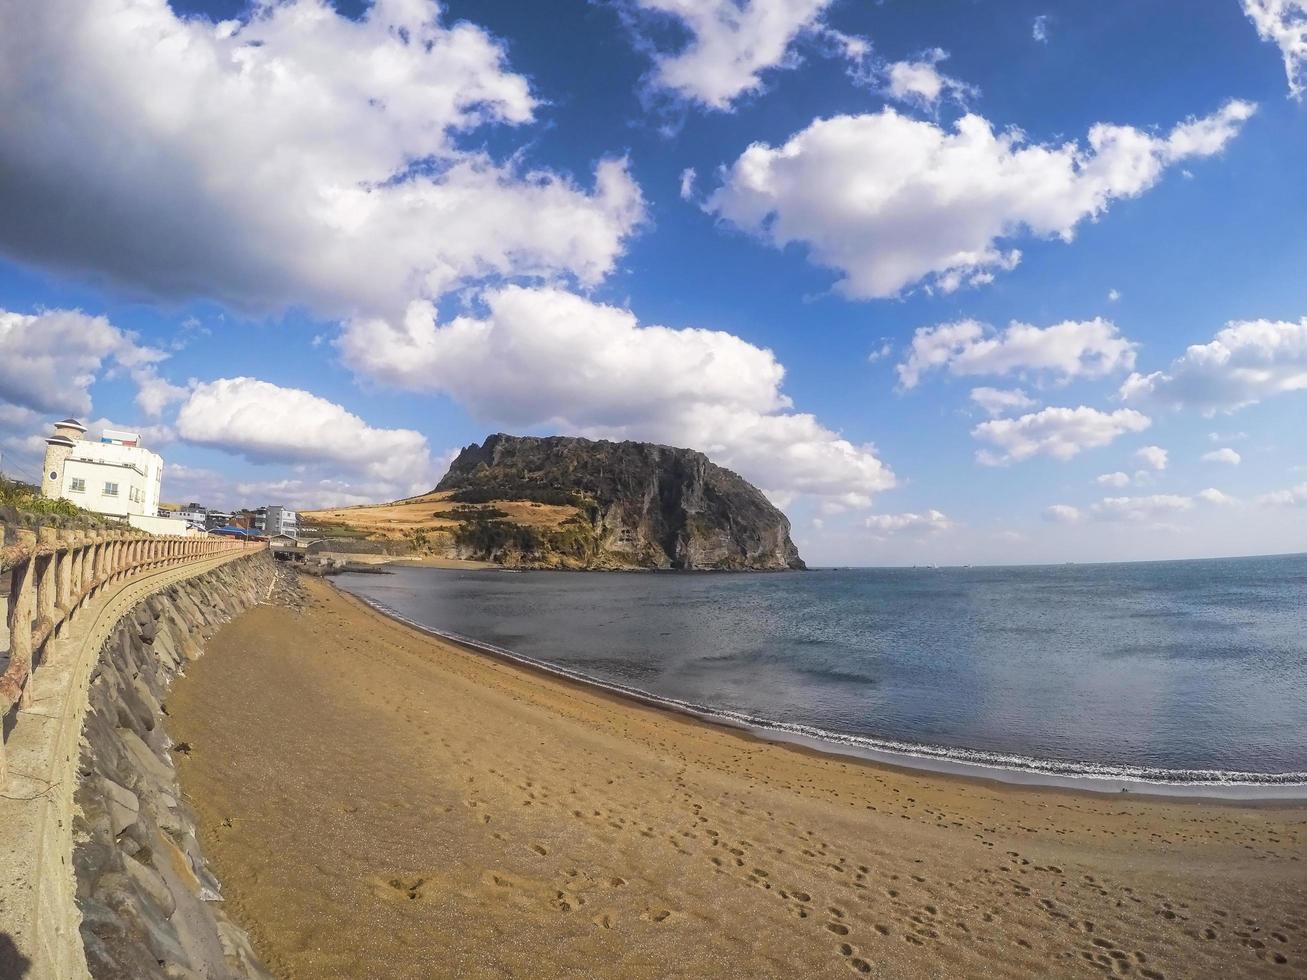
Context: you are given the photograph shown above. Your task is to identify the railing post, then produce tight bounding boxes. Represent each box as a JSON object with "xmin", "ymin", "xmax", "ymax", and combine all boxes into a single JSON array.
[
  {"xmin": 36, "ymin": 527, "xmax": 57, "ymax": 638},
  {"xmin": 7, "ymin": 530, "xmax": 37, "ymax": 710},
  {"xmin": 55, "ymin": 530, "xmax": 71, "ymax": 615},
  {"xmin": 95, "ymin": 534, "xmax": 108, "ymax": 587},
  {"xmin": 76, "ymin": 532, "xmax": 90, "ymax": 603},
  {"xmin": 68, "ymin": 532, "xmax": 84, "ymax": 608},
  {"xmin": 87, "ymin": 535, "xmax": 101, "ymax": 597}
]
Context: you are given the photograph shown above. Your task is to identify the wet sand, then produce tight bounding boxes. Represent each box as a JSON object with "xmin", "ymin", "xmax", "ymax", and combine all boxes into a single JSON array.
[{"xmin": 167, "ymin": 572, "xmax": 1307, "ymax": 979}]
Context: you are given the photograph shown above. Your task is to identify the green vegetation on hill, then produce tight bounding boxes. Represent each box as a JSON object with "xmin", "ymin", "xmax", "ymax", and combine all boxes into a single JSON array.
[
  {"xmin": 447, "ymin": 484, "xmax": 586, "ymax": 508},
  {"xmin": 451, "ymin": 509, "xmax": 599, "ymax": 564}
]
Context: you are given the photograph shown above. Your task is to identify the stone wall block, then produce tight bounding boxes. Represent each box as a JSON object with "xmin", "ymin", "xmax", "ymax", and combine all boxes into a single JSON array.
[
  {"xmin": 129, "ymin": 678, "xmax": 161, "ymax": 734},
  {"xmin": 124, "ymin": 854, "xmax": 176, "ymax": 919},
  {"xmin": 100, "ymin": 777, "xmax": 141, "ymax": 837},
  {"xmin": 72, "ymin": 552, "xmax": 275, "ymax": 980}
]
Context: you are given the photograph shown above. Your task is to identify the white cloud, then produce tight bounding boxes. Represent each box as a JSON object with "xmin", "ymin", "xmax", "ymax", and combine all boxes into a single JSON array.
[
  {"xmin": 134, "ymin": 371, "xmax": 191, "ymax": 419},
  {"xmin": 0, "ymin": 0, "xmax": 644, "ymax": 321},
  {"xmin": 864, "ymin": 509, "xmax": 953, "ymax": 535},
  {"xmin": 1107, "ymin": 288, "xmax": 1121, "ymax": 302},
  {"xmin": 972, "ymin": 406, "xmax": 1151, "ymax": 465},
  {"xmin": 1202, "ymin": 447, "xmax": 1242, "ymax": 465},
  {"xmin": 1043, "ymin": 504, "xmax": 1082, "ymax": 524},
  {"xmin": 1090, "ymin": 494, "xmax": 1194, "ymax": 522},
  {"xmin": 1032, "ymin": 15, "xmax": 1051, "ymax": 43},
  {"xmin": 898, "ymin": 317, "xmax": 1136, "ymax": 389},
  {"xmin": 1134, "ymin": 445, "xmax": 1169, "ymax": 470},
  {"xmin": 1096, "ymin": 471, "xmax": 1132, "ymax": 488},
  {"xmin": 0, "ymin": 307, "xmax": 170, "ymax": 417},
  {"xmin": 883, "ymin": 49, "xmax": 974, "ymax": 110},
  {"xmin": 867, "ymin": 341, "xmax": 894, "ymax": 363},
  {"xmin": 175, "ymin": 377, "xmax": 437, "ymax": 496},
  {"xmin": 1120, "ymin": 318, "xmax": 1307, "ymax": 413},
  {"xmin": 1046, "ymin": 490, "xmax": 1233, "ymax": 525},
  {"xmin": 680, "ymin": 167, "xmax": 698, "ymax": 200},
  {"xmin": 1198, "ymin": 488, "xmax": 1237, "ymax": 505},
  {"xmin": 970, "ymin": 387, "xmax": 1036, "ymax": 418},
  {"xmin": 707, "ymin": 101, "xmax": 1254, "ymax": 298},
  {"xmin": 0, "ymin": 405, "xmax": 48, "ymax": 480},
  {"xmin": 1242, "ymin": 0, "xmax": 1307, "ymax": 99},
  {"xmin": 1258, "ymin": 482, "xmax": 1307, "ymax": 506},
  {"xmin": 161, "ymin": 461, "xmax": 431, "ymax": 513},
  {"xmin": 339, "ymin": 285, "xmax": 895, "ymax": 506},
  {"xmin": 625, "ymin": 0, "xmax": 833, "ymax": 110}
]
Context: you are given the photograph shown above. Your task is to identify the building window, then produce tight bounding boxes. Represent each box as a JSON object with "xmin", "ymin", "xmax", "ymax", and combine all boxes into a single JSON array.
[
  {"xmin": 70, "ymin": 477, "xmax": 85, "ymax": 492},
  {"xmin": 104, "ymin": 482, "xmax": 119, "ymax": 497},
  {"xmin": 49, "ymin": 470, "xmax": 58, "ymax": 481}
]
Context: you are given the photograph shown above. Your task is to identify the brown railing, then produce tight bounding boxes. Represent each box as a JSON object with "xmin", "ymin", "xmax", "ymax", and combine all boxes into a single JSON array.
[{"xmin": 0, "ymin": 527, "xmax": 258, "ymax": 786}]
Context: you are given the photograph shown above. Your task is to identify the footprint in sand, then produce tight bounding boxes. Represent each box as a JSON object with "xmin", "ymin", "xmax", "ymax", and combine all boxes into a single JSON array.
[
  {"xmin": 372, "ymin": 876, "xmax": 427, "ymax": 901},
  {"xmin": 641, "ymin": 908, "xmax": 682, "ymax": 925}
]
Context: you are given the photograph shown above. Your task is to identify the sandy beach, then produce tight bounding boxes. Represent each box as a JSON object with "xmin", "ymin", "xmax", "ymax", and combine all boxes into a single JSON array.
[{"xmin": 166, "ymin": 572, "xmax": 1307, "ymax": 979}]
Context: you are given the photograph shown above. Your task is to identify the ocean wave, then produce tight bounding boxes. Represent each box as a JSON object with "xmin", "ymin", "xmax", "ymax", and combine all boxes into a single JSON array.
[{"xmin": 349, "ymin": 593, "xmax": 1307, "ymax": 791}]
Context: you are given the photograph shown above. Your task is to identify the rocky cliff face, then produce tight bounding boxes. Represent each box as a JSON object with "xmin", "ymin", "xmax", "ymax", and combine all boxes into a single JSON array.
[{"xmin": 435, "ymin": 434, "xmax": 805, "ymax": 570}]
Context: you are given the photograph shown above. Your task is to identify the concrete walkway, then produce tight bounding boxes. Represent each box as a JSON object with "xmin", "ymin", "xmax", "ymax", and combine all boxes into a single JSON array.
[{"xmin": 0, "ymin": 548, "xmax": 253, "ymax": 980}]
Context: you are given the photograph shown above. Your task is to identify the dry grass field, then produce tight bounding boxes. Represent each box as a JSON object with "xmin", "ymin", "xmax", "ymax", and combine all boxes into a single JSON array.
[{"xmin": 302, "ymin": 491, "xmax": 582, "ymax": 544}]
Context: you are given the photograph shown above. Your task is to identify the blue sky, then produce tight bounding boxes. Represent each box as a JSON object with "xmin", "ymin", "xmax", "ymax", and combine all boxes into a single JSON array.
[{"xmin": 1, "ymin": 0, "xmax": 1306, "ymax": 565}]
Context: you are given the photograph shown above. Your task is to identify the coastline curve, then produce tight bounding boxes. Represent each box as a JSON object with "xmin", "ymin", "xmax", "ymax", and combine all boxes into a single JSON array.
[{"xmin": 340, "ymin": 588, "xmax": 1307, "ymax": 802}]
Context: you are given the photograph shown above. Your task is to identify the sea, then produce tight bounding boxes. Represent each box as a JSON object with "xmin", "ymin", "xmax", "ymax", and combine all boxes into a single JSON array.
[{"xmin": 334, "ymin": 553, "xmax": 1307, "ymax": 798}]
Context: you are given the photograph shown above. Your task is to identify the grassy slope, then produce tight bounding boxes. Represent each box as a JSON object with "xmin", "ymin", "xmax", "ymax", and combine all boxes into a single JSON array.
[
  {"xmin": 0, "ymin": 477, "xmax": 118, "ymax": 529},
  {"xmin": 301, "ymin": 491, "xmax": 599, "ymax": 567}
]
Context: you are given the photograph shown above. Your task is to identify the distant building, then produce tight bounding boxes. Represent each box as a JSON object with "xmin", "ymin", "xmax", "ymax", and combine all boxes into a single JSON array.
[
  {"xmin": 263, "ymin": 505, "xmax": 297, "ymax": 538},
  {"xmin": 175, "ymin": 502, "xmax": 209, "ymax": 525},
  {"xmin": 204, "ymin": 511, "xmax": 232, "ymax": 531},
  {"xmin": 42, "ymin": 420, "xmax": 163, "ymax": 519}
]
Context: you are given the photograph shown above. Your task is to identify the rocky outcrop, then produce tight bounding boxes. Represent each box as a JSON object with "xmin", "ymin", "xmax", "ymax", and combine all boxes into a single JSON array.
[
  {"xmin": 436, "ymin": 434, "xmax": 805, "ymax": 570},
  {"xmin": 73, "ymin": 554, "xmax": 276, "ymax": 980}
]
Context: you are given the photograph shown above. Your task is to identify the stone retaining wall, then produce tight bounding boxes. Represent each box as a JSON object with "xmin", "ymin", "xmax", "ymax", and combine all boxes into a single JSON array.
[{"xmin": 72, "ymin": 553, "xmax": 275, "ymax": 980}]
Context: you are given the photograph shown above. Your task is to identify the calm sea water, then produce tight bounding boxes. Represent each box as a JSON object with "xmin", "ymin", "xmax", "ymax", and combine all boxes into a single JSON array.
[{"xmin": 335, "ymin": 554, "xmax": 1307, "ymax": 791}]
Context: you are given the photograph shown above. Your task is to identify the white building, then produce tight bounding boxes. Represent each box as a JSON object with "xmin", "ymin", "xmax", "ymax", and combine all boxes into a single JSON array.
[
  {"xmin": 41, "ymin": 419, "xmax": 168, "ymax": 524},
  {"xmin": 167, "ymin": 502, "xmax": 209, "ymax": 526},
  {"xmin": 263, "ymin": 505, "xmax": 297, "ymax": 538}
]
